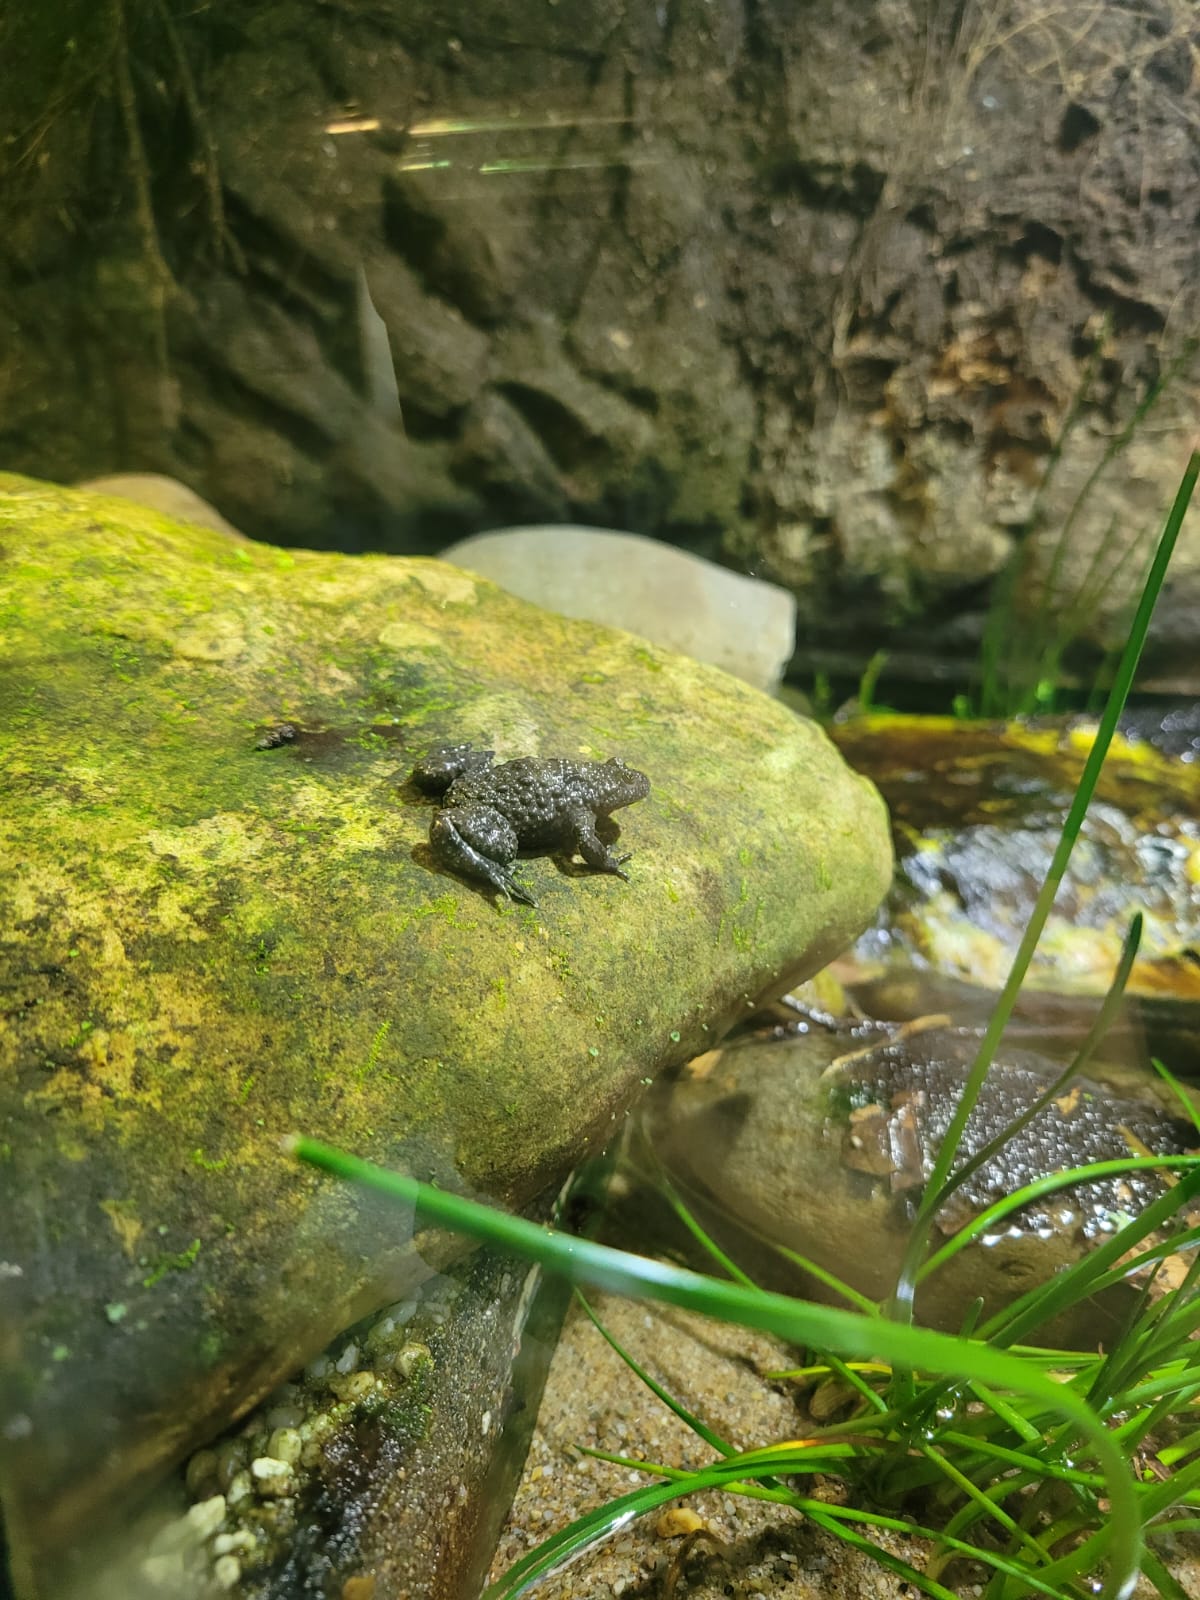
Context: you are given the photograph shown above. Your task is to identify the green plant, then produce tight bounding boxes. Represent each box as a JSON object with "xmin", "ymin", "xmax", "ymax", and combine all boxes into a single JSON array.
[
  {"xmin": 293, "ymin": 1127, "xmax": 1200, "ymax": 1599},
  {"xmin": 293, "ymin": 452, "xmax": 1199, "ymax": 1598},
  {"xmin": 976, "ymin": 348, "xmax": 1198, "ymax": 719}
]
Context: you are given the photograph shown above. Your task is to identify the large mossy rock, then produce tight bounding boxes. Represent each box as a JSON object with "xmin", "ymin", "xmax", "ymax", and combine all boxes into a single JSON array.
[{"xmin": 0, "ymin": 474, "xmax": 891, "ymax": 1574}]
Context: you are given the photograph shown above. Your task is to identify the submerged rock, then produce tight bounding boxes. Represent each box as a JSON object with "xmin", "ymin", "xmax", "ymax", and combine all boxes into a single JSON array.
[
  {"xmin": 833, "ymin": 714, "xmax": 1200, "ymax": 1006},
  {"xmin": 0, "ymin": 473, "xmax": 891, "ymax": 1592},
  {"xmin": 644, "ymin": 1019, "xmax": 1199, "ymax": 1343}
]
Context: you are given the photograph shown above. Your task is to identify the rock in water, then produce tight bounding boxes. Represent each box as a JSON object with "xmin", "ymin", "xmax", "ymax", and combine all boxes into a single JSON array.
[
  {"xmin": 0, "ymin": 473, "xmax": 890, "ymax": 1593},
  {"xmin": 644, "ymin": 1021, "xmax": 1199, "ymax": 1343}
]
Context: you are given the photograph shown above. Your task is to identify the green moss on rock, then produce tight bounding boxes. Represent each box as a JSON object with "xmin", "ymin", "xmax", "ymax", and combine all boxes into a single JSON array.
[{"xmin": 0, "ymin": 473, "xmax": 891, "ymax": 1564}]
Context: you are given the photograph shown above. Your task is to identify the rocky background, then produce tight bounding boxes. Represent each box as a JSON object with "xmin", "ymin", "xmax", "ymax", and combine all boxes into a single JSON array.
[{"xmin": 1, "ymin": 0, "xmax": 1198, "ymax": 691}]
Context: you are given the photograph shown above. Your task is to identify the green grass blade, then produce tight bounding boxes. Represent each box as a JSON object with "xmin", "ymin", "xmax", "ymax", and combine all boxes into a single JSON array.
[
  {"xmin": 771, "ymin": 1240, "xmax": 882, "ymax": 1314},
  {"xmin": 799, "ymin": 1502, "xmax": 967, "ymax": 1600},
  {"xmin": 1137, "ymin": 1546, "xmax": 1193, "ymax": 1600},
  {"xmin": 289, "ymin": 1135, "xmax": 1144, "ymax": 1600},
  {"xmin": 894, "ymin": 449, "xmax": 1200, "ymax": 1322},
  {"xmin": 980, "ymin": 1163, "xmax": 1200, "ymax": 1346},
  {"xmin": 573, "ymin": 1289, "xmax": 740, "ymax": 1461},
  {"xmin": 802, "ymin": 1498, "xmax": 1078, "ymax": 1600},
  {"xmin": 1151, "ymin": 1057, "xmax": 1200, "ymax": 1135},
  {"xmin": 661, "ymin": 1179, "xmax": 760, "ymax": 1288},
  {"xmin": 918, "ymin": 912, "xmax": 1141, "ymax": 1238}
]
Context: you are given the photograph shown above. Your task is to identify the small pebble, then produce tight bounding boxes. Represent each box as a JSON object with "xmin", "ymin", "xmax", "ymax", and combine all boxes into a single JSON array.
[
  {"xmin": 266, "ymin": 1403, "xmax": 306, "ymax": 1431},
  {"xmin": 335, "ymin": 1343, "xmax": 359, "ymax": 1375},
  {"xmin": 656, "ymin": 1507, "xmax": 705, "ymax": 1538},
  {"xmin": 213, "ymin": 1554, "xmax": 241, "ymax": 1591},
  {"xmin": 184, "ymin": 1448, "xmax": 218, "ymax": 1496},
  {"xmin": 251, "ymin": 1456, "xmax": 294, "ymax": 1496},
  {"xmin": 226, "ymin": 1470, "xmax": 253, "ymax": 1506},
  {"xmin": 215, "ymin": 1439, "xmax": 249, "ymax": 1491},
  {"xmin": 212, "ymin": 1530, "xmax": 256, "ymax": 1556},
  {"xmin": 338, "ymin": 1370, "xmax": 376, "ymax": 1401},
  {"xmin": 394, "ymin": 1341, "xmax": 430, "ymax": 1378},
  {"xmin": 186, "ymin": 1494, "xmax": 227, "ymax": 1539},
  {"xmin": 267, "ymin": 1427, "xmax": 302, "ymax": 1466}
]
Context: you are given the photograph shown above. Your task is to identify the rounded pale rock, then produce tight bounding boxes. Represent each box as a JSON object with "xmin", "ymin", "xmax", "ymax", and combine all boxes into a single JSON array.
[
  {"xmin": 441, "ymin": 526, "xmax": 797, "ymax": 692},
  {"xmin": 77, "ymin": 472, "xmax": 245, "ymax": 538}
]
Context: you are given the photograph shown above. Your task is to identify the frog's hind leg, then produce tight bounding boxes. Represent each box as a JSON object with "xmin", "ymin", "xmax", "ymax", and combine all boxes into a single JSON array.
[
  {"xmin": 567, "ymin": 808, "xmax": 633, "ymax": 881},
  {"xmin": 430, "ymin": 806, "xmax": 537, "ymax": 907}
]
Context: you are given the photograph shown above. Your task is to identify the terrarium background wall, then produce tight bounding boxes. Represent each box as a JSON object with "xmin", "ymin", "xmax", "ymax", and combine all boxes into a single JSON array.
[{"xmin": 1, "ymin": 0, "xmax": 1197, "ymax": 680}]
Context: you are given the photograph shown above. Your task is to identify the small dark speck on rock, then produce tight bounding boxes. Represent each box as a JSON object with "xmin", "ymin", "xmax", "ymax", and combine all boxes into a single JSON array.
[{"xmin": 256, "ymin": 723, "xmax": 299, "ymax": 749}]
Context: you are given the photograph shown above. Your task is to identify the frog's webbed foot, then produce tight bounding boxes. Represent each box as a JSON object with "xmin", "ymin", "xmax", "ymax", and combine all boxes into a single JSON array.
[
  {"xmin": 429, "ymin": 808, "xmax": 537, "ymax": 907},
  {"xmin": 569, "ymin": 810, "xmax": 634, "ymax": 881}
]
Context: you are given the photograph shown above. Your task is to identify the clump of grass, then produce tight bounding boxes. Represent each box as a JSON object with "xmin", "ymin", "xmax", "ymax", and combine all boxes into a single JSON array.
[
  {"xmin": 294, "ymin": 452, "xmax": 1199, "ymax": 1598},
  {"xmin": 292, "ymin": 1124, "xmax": 1200, "ymax": 1600},
  {"xmin": 976, "ymin": 335, "xmax": 1198, "ymax": 719}
]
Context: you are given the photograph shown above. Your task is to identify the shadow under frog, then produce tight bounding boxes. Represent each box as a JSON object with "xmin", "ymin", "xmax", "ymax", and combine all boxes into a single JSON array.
[{"xmin": 410, "ymin": 744, "xmax": 650, "ymax": 908}]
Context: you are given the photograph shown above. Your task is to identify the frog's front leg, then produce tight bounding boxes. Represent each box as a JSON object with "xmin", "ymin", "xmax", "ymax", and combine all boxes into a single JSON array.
[
  {"xmin": 430, "ymin": 805, "xmax": 538, "ymax": 906},
  {"xmin": 566, "ymin": 808, "xmax": 633, "ymax": 881},
  {"xmin": 412, "ymin": 744, "xmax": 494, "ymax": 796}
]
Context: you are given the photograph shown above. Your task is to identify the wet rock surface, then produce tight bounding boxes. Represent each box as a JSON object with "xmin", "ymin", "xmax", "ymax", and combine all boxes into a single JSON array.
[
  {"xmin": 60, "ymin": 1244, "xmax": 556, "ymax": 1600},
  {"xmin": 833, "ymin": 1026, "xmax": 1197, "ymax": 1239},
  {"xmin": 643, "ymin": 1017, "xmax": 1199, "ymax": 1342},
  {"xmin": 833, "ymin": 714, "xmax": 1200, "ymax": 1014},
  {"xmin": 0, "ymin": 474, "xmax": 891, "ymax": 1590}
]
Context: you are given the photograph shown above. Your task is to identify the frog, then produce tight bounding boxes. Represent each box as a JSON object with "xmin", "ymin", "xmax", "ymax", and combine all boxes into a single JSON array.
[{"xmin": 410, "ymin": 743, "xmax": 650, "ymax": 908}]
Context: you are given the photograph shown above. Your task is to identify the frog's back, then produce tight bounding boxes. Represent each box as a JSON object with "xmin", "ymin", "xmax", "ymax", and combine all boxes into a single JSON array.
[{"xmin": 446, "ymin": 755, "xmax": 647, "ymax": 848}]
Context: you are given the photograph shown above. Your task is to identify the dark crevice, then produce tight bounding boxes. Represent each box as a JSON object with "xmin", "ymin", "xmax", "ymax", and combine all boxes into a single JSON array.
[
  {"xmin": 1009, "ymin": 222, "xmax": 1063, "ymax": 266},
  {"xmin": 1058, "ymin": 102, "xmax": 1101, "ymax": 154}
]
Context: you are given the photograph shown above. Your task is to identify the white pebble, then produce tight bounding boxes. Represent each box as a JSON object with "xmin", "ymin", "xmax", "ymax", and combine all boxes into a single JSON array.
[
  {"xmin": 267, "ymin": 1427, "xmax": 302, "ymax": 1465},
  {"xmin": 212, "ymin": 1530, "xmax": 256, "ymax": 1556},
  {"xmin": 213, "ymin": 1553, "xmax": 241, "ymax": 1590},
  {"xmin": 393, "ymin": 1341, "xmax": 429, "ymax": 1378},
  {"xmin": 335, "ymin": 1343, "xmax": 359, "ymax": 1374},
  {"xmin": 340, "ymin": 1370, "xmax": 376, "ymax": 1401},
  {"xmin": 226, "ymin": 1470, "xmax": 253, "ymax": 1506},
  {"xmin": 186, "ymin": 1494, "xmax": 226, "ymax": 1539},
  {"xmin": 251, "ymin": 1455, "xmax": 294, "ymax": 1496}
]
